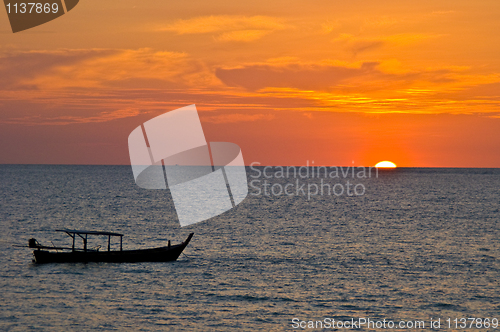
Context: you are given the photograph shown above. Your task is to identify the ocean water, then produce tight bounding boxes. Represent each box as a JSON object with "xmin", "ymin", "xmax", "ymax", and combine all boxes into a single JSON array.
[{"xmin": 0, "ymin": 165, "xmax": 499, "ymax": 331}]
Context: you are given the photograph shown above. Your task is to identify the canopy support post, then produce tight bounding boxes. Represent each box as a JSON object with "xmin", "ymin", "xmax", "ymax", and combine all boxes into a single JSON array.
[{"xmin": 108, "ymin": 235, "xmax": 111, "ymax": 252}]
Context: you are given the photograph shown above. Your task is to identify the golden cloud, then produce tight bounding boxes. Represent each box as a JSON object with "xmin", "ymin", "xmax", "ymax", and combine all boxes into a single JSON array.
[
  {"xmin": 215, "ymin": 30, "xmax": 271, "ymax": 42},
  {"xmin": 202, "ymin": 113, "xmax": 275, "ymax": 123},
  {"xmin": 1, "ymin": 47, "xmax": 499, "ymax": 123},
  {"xmin": 1, "ymin": 108, "xmax": 142, "ymax": 126},
  {"xmin": 158, "ymin": 15, "xmax": 287, "ymax": 42},
  {"xmin": 320, "ymin": 20, "xmax": 341, "ymax": 34},
  {"xmin": 1, "ymin": 48, "xmax": 216, "ymax": 90},
  {"xmin": 333, "ymin": 33, "xmax": 445, "ymax": 55}
]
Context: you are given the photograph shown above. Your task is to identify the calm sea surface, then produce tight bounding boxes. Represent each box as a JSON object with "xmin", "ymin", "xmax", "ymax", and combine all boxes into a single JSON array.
[{"xmin": 0, "ymin": 165, "xmax": 499, "ymax": 331}]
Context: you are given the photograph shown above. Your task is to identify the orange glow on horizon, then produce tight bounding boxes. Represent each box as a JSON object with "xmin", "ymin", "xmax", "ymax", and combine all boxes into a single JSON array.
[{"xmin": 375, "ymin": 161, "xmax": 397, "ymax": 168}]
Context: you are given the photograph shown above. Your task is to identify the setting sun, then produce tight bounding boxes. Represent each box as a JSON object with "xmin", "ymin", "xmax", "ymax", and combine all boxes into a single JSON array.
[{"xmin": 375, "ymin": 161, "xmax": 397, "ymax": 168}]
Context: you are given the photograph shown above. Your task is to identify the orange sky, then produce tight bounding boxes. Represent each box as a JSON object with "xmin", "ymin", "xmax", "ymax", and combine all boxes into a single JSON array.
[{"xmin": 1, "ymin": 0, "xmax": 500, "ymax": 166}]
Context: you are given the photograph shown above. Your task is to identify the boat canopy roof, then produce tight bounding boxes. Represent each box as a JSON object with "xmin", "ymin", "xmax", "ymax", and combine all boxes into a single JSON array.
[{"xmin": 56, "ymin": 229, "xmax": 124, "ymax": 237}]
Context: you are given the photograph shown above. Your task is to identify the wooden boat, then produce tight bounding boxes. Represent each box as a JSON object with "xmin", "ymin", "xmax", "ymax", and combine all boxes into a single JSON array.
[{"xmin": 26, "ymin": 229, "xmax": 193, "ymax": 264}]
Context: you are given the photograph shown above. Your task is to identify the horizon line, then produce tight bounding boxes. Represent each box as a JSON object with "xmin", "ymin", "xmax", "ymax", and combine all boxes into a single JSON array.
[{"xmin": 1, "ymin": 163, "xmax": 500, "ymax": 169}]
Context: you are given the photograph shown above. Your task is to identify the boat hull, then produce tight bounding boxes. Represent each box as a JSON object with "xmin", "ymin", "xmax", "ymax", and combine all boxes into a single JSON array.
[{"xmin": 33, "ymin": 233, "xmax": 193, "ymax": 264}]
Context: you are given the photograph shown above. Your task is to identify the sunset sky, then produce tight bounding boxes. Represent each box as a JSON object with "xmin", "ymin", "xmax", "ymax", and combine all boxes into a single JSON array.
[{"xmin": 1, "ymin": 0, "xmax": 499, "ymax": 166}]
